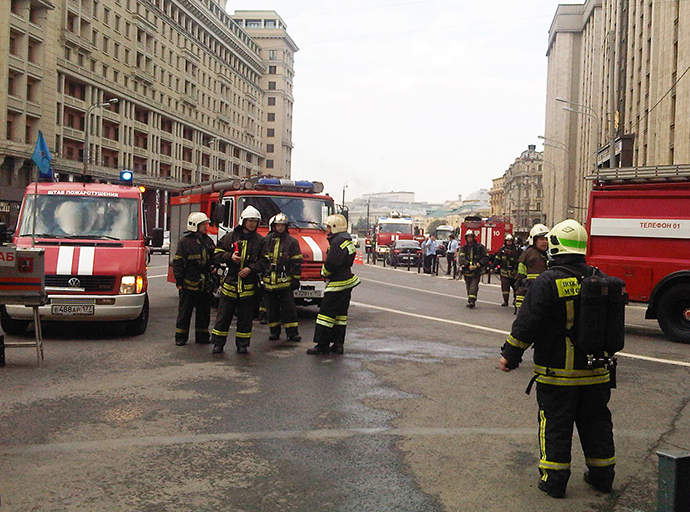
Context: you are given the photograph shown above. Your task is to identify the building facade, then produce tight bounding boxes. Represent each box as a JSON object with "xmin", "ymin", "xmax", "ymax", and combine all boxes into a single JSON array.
[
  {"xmin": 1, "ymin": 0, "xmax": 295, "ymax": 228},
  {"xmin": 489, "ymin": 176, "xmax": 505, "ymax": 217},
  {"xmin": 232, "ymin": 11, "xmax": 297, "ymax": 177},
  {"xmin": 502, "ymin": 145, "xmax": 545, "ymax": 233},
  {"xmin": 545, "ymin": 0, "xmax": 690, "ymax": 224}
]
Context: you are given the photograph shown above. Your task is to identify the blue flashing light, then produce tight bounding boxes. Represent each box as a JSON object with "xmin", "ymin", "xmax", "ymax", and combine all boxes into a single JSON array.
[
  {"xmin": 120, "ymin": 170, "xmax": 133, "ymax": 182},
  {"xmin": 255, "ymin": 178, "xmax": 321, "ymax": 193}
]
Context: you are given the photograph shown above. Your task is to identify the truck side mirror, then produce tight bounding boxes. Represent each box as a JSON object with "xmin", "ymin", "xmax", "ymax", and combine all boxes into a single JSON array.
[
  {"xmin": 214, "ymin": 204, "xmax": 226, "ymax": 225},
  {"xmin": 151, "ymin": 227, "xmax": 164, "ymax": 248}
]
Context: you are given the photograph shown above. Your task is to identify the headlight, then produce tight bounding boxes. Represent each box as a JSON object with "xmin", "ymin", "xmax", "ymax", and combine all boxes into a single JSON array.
[{"xmin": 120, "ymin": 275, "xmax": 145, "ymax": 294}]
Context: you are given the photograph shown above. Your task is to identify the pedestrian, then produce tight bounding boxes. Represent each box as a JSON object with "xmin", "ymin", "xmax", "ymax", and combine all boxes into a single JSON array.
[
  {"xmin": 494, "ymin": 234, "xmax": 521, "ymax": 306},
  {"xmin": 457, "ymin": 229, "xmax": 488, "ymax": 308},
  {"xmin": 515, "ymin": 224, "xmax": 550, "ymax": 309},
  {"xmin": 172, "ymin": 212, "xmax": 216, "ymax": 345},
  {"xmin": 446, "ymin": 233, "xmax": 459, "ymax": 277},
  {"xmin": 422, "ymin": 234, "xmax": 438, "ymax": 274},
  {"xmin": 307, "ymin": 214, "xmax": 360, "ymax": 355},
  {"xmin": 211, "ymin": 206, "xmax": 264, "ymax": 354},
  {"xmin": 499, "ymin": 219, "xmax": 617, "ymax": 499},
  {"xmin": 259, "ymin": 213, "xmax": 303, "ymax": 342}
]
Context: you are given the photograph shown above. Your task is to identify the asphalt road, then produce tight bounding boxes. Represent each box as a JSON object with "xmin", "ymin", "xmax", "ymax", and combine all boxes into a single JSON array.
[{"xmin": 1, "ymin": 254, "xmax": 689, "ymax": 511}]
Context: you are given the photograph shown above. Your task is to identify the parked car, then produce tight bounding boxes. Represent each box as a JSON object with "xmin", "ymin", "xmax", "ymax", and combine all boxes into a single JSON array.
[
  {"xmin": 151, "ymin": 230, "xmax": 171, "ymax": 254},
  {"xmin": 386, "ymin": 239, "xmax": 423, "ymax": 267}
]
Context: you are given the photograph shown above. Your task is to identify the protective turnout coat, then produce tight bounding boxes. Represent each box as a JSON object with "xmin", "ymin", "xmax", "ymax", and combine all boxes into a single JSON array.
[
  {"xmin": 214, "ymin": 226, "xmax": 264, "ymax": 299},
  {"xmin": 259, "ymin": 230, "xmax": 303, "ymax": 291}
]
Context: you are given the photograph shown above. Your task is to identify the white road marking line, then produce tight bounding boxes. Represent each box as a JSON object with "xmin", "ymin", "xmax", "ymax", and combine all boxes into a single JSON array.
[
  {"xmin": 148, "ymin": 265, "xmax": 169, "ymax": 270},
  {"xmin": 0, "ymin": 426, "xmax": 660, "ymax": 454},
  {"xmin": 351, "ymin": 301, "xmax": 690, "ymax": 368},
  {"xmin": 148, "ymin": 274, "xmax": 168, "ymax": 278}
]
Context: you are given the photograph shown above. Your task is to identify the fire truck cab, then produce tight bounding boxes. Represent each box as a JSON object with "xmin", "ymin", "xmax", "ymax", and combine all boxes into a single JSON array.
[
  {"xmin": 586, "ymin": 166, "xmax": 690, "ymax": 343},
  {"xmin": 169, "ymin": 178, "xmax": 335, "ymax": 306},
  {"xmin": 374, "ymin": 212, "xmax": 414, "ymax": 259},
  {"xmin": 460, "ymin": 216, "xmax": 513, "ymax": 254},
  {"xmin": 1, "ymin": 182, "xmax": 149, "ymax": 336}
]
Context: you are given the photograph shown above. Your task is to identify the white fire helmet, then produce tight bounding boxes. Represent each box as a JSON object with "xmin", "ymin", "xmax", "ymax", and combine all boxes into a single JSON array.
[
  {"xmin": 269, "ymin": 213, "xmax": 289, "ymax": 230},
  {"xmin": 528, "ymin": 223, "xmax": 550, "ymax": 245},
  {"xmin": 186, "ymin": 212, "xmax": 210, "ymax": 232},
  {"xmin": 465, "ymin": 229, "xmax": 476, "ymax": 238},
  {"xmin": 239, "ymin": 206, "xmax": 262, "ymax": 225},
  {"xmin": 505, "ymin": 234, "xmax": 514, "ymax": 242},
  {"xmin": 548, "ymin": 219, "xmax": 588, "ymax": 256},
  {"xmin": 324, "ymin": 214, "xmax": 348, "ymax": 234}
]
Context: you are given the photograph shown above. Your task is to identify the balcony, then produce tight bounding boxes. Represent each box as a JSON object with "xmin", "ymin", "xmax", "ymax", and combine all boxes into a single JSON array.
[
  {"xmin": 27, "ymin": 61, "xmax": 43, "ymax": 78},
  {"xmin": 8, "ymin": 54, "xmax": 24, "ymax": 73},
  {"xmin": 217, "ymin": 73, "xmax": 233, "ymax": 86},
  {"xmin": 101, "ymin": 138, "xmax": 119, "ymax": 150},
  {"xmin": 133, "ymin": 119, "xmax": 148, "ymax": 131},
  {"xmin": 102, "ymin": 108, "xmax": 119, "ymax": 121},
  {"xmin": 136, "ymin": 13, "xmax": 157, "ymax": 33},
  {"xmin": 6, "ymin": 96, "xmax": 24, "ymax": 113},
  {"xmin": 63, "ymin": 30, "xmax": 95, "ymax": 53},
  {"xmin": 132, "ymin": 69, "xmax": 154, "ymax": 85},
  {"xmin": 132, "ymin": 146, "xmax": 148, "ymax": 157},
  {"xmin": 183, "ymin": 48, "xmax": 199, "ymax": 62},
  {"xmin": 62, "ymin": 126, "xmax": 85, "ymax": 139},
  {"xmin": 181, "ymin": 94, "xmax": 198, "ymax": 108},
  {"xmin": 159, "ymin": 154, "xmax": 173, "ymax": 164},
  {"xmin": 26, "ymin": 101, "xmax": 42, "ymax": 117},
  {"xmin": 62, "ymin": 94, "xmax": 85, "ymax": 110},
  {"xmin": 217, "ymin": 114, "xmax": 231, "ymax": 125},
  {"xmin": 281, "ymin": 139, "xmax": 294, "ymax": 149}
]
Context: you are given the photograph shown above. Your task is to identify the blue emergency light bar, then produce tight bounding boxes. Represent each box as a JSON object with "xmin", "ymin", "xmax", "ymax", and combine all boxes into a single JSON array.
[
  {"xmin": 120, "ymin": 170, "xmax": 133, "ymax": 184},
  {"xmin": 255, "ymin": 178, "xmax": 324, "ymax": 194}
]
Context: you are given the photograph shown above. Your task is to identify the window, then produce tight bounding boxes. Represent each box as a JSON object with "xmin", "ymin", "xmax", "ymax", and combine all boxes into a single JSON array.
[
  {"xmin": 102, "ymin": 35, "xmax": 109, "ymax": 53},
  {"xmin": 267, "ymin": 128, "xmax": 275, "ymax": 137},
  {"xmin": 266, "ymin": 159, "xmax": 274, "ymax": 169},
  {"xmin": 9, "ymin": 33, "xmax": 19, "ymax": 56},
  {"xmin": 102, "ymin": 64, "xmax": 108, "ymax": 78},
  {"xmin": 265, "ymin": 19, "xmax": 276, "ymax": 28},
  {"xmin": 267, "ymin": 113, "xmax": 276, "ymax": 122},
  {"xmin": 268, "ymin": 82, "xmax": 276, "ymax": 90},
  {"xmin": 103, "ymin": 7, "xmax": 110, "ymax": 25},
  {"xmin": 247, "ymin": 20, "xmax": 261, "ymax": 28},
  {"xmin": 267, "ymin": 96, "xmax": 276, "ymax": 106},
  {"xmin": 268, "ymin": 50, "xmax": 277, "ymax": 60},
  {"xmin": 266, "ymin": 144, "xmax": 274, "ymax": 153},
  {"xmin": 268, "ymin": 66, "xmax": 276, "ymax": 74},
  {"xmin": 115, "ymin": 15, "xmax": 120, "ymax": 32},
  {"xmin": 93, "ymin": 1, "xmax": 99, "ymax": 18}
]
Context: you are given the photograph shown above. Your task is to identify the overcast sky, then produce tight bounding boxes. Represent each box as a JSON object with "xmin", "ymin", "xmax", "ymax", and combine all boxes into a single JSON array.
[{"xmin": 230, "ymin": 0, "xmax": 563, "ymax": 204}]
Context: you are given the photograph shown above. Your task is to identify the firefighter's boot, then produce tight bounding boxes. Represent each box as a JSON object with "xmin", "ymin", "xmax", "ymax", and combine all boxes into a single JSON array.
[{"xmin": 307, "ymin": 344, "xmax": 330, "ymax": 355}]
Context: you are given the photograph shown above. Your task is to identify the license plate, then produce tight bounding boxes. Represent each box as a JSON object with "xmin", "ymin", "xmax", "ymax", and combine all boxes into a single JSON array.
[
  {"xmin": 293, "ymin": 289, "xmax": 322, "ymax": 298},
  {"xmin": 51, "ymin": 305, "xmax": 95, "ymax": 315}
]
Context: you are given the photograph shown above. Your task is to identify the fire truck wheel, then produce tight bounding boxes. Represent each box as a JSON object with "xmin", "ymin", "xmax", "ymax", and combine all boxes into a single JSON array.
[
  {"xmin": 657, "ymin": 284, "xmax": 690, "ymax": 344},
  {"xmin": 124, "ymin": 294, "xmax": 149, "ymax": 336},
  {"xmin": 0, "ymin": 306, "xmax": 30, "ymax": 335}
]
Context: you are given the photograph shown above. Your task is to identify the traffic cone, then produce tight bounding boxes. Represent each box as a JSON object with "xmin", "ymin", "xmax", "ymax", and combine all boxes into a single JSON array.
[{"xmin": 354, "ymin": 251, "xmax": 363, "ymax": 265}]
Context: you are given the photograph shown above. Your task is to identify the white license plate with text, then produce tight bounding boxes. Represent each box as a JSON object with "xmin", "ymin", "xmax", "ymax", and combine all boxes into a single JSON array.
[{"xmin": 51, "ymin": 305, "xmax": 95, "ymax": 316}]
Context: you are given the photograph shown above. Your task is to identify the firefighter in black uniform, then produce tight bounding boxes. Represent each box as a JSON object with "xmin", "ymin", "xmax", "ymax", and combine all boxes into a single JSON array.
[
  {"xmin": 172, "ymin": 212, "xmax": 215, "ymax": 345},
  {"xmin": 211, "ymin": 206, "xmax": 264, "ymax": 354},
  {"xmin": 457, "ymin": 230, "xmax": 489, "ymax": 308},
  {"xmin": 307, "ymin": 214, "xmax": 360, "ymax": 355},
  {"xmin": 494, "ymin": 234, "xmax": 521, "ymax": 307},
  {"xmin": 515, "ymin": 223, "xmax": 549, "ymax": 309},
  {"xmin": 499, "ymin": 220, "xmax": 616, "ymax": 499},
  {"xmin": 259, "ymin": 213, "xmax": 303, "ymax": 342}
]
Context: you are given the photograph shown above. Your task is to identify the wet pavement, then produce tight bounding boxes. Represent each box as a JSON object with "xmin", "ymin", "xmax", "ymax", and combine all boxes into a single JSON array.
[{"xmin": 1, "ymin": 255, "xmax": 689, "ymax": 511}]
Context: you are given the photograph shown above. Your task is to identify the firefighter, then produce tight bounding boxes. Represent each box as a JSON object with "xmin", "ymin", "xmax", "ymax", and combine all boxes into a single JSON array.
[
  {"xmin": 172, "ymin": 212, "xmax": 216, "ymax": 345},
  {"xmin": 494, "ymin": 234, "xmax": 521, "ymax": 307},
  {"xmin": 457, "ymin": 229, "xmax": 489, "ymax": 308},
  {"xmin": 307, "ymin": 214, "xmax": 360, "ymax": 355},
  {"xmin": 259, "ymin": 213, "xmax": 303, "ymax": 342},
  {"xmin": 211, "ymin": 206, "xmax": 264, "ymax": 354},
  {"xmin": 515, "ymin": 223, "xmax": 550, "ymax": 309},
  {"xmin": 498, "ymin": 220, "xmax": 616, "ymax": 499}
]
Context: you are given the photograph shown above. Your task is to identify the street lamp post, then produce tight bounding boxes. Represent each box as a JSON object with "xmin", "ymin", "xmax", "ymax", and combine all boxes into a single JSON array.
[
  {"xmin": 196, "ymin": 136, "xmax": 220, "ymax": 183},
  {"xmin": 342, "ymin": 182, "xmax": 348, "ymax": 207},
  {"xmin": 538, "ymin": 135, "xmax": 573, "ymax": 217},
  {"xmin": 83, "ymin": 98, "xmax": 118, "ymax": 178}
]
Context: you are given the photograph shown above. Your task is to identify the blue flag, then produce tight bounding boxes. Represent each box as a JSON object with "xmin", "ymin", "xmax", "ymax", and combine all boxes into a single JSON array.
[{"xmin": 31, "ymin": 130, "xmax": 53, "ymax": 180}]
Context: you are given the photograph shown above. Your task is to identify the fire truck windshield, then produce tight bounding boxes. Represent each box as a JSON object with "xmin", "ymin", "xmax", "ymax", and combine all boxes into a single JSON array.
[
  {"xmin": 19, "ymin": 195, "xmax": 139, "ymax": 240},
  {"xmin": 379, "ymin": 223, "xmax": 412, "ymax": 234},
  {"xmin": 238, "ymin": 196, "xmax": 333, "ymax": 228}
]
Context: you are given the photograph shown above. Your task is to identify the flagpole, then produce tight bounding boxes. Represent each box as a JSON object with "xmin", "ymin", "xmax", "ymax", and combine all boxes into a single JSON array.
[{"xmin": 32, "ymin": 162, "xmax": 38, "ymax": 248}]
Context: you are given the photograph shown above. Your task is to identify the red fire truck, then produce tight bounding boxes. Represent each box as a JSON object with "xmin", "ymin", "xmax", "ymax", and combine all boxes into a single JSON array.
[
  {"xmin": 460, "ymin": 216, "xmax": 513, "ymax": 254},
  {"xmin": 585, "ymin": 167, "xmax": 690, "ymax": 343},
  {"xmin": 373, "ymin": 212, "xmax": 414, "ymax": 259},
  {"xmin": 1, "ymin": 181, "xmax": 149, "ymax": 335},
  {"xmin": 168, "ymin": 178, "xmax": 335, "ymax": 306}
]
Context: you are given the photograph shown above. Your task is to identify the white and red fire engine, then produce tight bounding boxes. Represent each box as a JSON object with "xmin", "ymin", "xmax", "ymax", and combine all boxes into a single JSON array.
[
  {"xmin": 373, "ymin": 212, "xmax": 414, "ymax": 259},
  {"xmin": 1, "ymin": 181, "xmax": 149, "ymax": 335},
  {"xmin": 168, "ymin": 178, "xmax": 335, "ymax": 306},
  {"xmin": 585, "ymin": 166, "xmax": 690, "ymax": 343},
  {"xmin": 460, "ymin": 216, "xmax": 513, "ymax": 254}
]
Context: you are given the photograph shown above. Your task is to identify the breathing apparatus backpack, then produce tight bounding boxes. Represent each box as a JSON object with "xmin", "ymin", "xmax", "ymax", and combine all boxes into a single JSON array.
[{"xmin": 553, "ymin": 265, "xmax": 628, "ymax": 386}]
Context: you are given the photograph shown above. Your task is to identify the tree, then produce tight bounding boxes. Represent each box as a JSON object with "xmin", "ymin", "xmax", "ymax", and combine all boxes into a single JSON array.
[{"xmin": 428, "ymin": 220, "xmax": 444, "ymax": 235}]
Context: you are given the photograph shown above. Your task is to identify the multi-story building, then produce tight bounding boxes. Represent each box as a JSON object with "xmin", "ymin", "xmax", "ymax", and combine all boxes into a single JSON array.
[
  {"xmin": 0, "ymin": 0, "xmax": 295, "ymax": 228},
  {"xmin": 489, "ymin": 176, "xmax": 505, "ymax": 217},
  {"xmin": 232, "ymin": 11, "xmax": 297, "ymax": 177},
  {"xmin": 502, "ymin": 145, "xmax": 545, "ymax": 233},
  {"xmin": 544, "ymin": 0, "xmax": 690, "ymax": 224}
]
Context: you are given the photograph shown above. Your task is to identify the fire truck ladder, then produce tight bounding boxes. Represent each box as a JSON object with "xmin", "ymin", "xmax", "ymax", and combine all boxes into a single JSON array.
[{"xmin": 586, "ymin": 164, "xmax": 690, "ymax": 182}]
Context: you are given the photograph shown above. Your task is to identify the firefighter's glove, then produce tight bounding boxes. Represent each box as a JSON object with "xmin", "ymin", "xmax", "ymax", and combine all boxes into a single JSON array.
[
  {"xmin": 290, "ymin": 279, "xmax": 301, "ymax": 290},
  {"xmin": 498, "ymin": 356, "xmax": 519, "ymax": 372}
]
